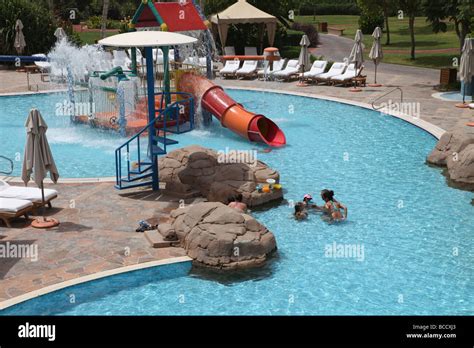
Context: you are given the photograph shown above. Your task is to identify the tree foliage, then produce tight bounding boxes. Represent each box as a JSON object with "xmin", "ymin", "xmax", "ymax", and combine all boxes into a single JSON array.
[
  {"xmin": 399, "ymin": 0, "xmax": 423, "ymax": 59},
  {"xmin": 423, "ymin": 0, "xmax": 473, "ymax": 50},
  {"xmin": 0, "ymin": 0, "xmax": 56, "ymax": 55},
  {"xmin": 357, "ymin": 0, "xmax": 397, "ymax": 44}
]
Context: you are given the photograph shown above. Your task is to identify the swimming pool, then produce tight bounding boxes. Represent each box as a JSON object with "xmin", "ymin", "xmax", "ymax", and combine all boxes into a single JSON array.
[
  {"xmin": 1, "ymin": 90, "xmax": 473, "ymax": 315},
  {"xmin": 0, "ymin": 92, "xmax": 127, "ymax": 178}
]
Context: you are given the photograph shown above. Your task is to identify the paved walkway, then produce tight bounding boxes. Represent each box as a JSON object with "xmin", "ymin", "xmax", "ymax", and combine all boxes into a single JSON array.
[{"xmin": 0, "ymin": 182, "xmax": 190, "ymax": 303}]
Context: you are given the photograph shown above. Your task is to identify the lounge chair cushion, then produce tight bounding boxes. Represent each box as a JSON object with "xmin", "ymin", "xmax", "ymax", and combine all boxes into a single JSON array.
[
  {"xmin": 316, "ymin": 62, "xmax": 346, "ymax": 79},
  {"xmin": 220, "ymin": 60, "xmax": 241, "ymax": 74},
  {"xmin": 0, "ymin": 181, "xmax": 58, "ymax": 203},
  {"xmin": 330, "ymin": 64, "xmax": 358, "ymax": 81},
  {"xmin": 237, "ymin": 61, "xmax": 258, "ymax": 74},
  {"xmin": 273, "ymin": 60, "xmax": 300, "ymax": 77},
  {"xmin": 0, "ymin": 198, "xmax": 33, "ymax": 213}
]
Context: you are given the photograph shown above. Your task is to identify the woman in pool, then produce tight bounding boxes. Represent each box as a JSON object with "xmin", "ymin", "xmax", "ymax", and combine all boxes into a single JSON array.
[{"xmin": 320, "ymin": 189, "xmax": 347, "ymax": 222}]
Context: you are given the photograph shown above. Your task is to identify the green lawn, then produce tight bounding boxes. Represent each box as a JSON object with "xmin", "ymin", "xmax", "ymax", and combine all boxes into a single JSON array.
[
  {"xmin": 77, "ymin": 31, "xmax": 117, "ymax": 45},
  {"xmin": 296, "ymin": 15, "xmax": 462, "ymax": 69}
]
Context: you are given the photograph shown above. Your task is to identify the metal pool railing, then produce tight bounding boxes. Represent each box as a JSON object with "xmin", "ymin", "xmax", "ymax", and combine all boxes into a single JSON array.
[
  {"xmin": 371, "ymin": 87, "xmax": 404, "ymax": 111},
  {"xmin": 0, "ymin": 155, "xmax": 14, "ymax": 175}
]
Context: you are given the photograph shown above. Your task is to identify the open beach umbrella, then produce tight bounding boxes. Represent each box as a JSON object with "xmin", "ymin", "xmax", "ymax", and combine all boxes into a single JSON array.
[
  {"xmin": 54, "ymin": 27, "xmax": 67, "ymax": 42},
  {"xmin": 22, "ymin": 109, "xmax": 60, "ymax": 228},
  {"xmin": 14, "ymin": 19, "xmax": 26, "ymax": 54},
  {"xmin": 459, "ymin": 37, "xmax": 473, "ymax": 106},
  {"xmin": 369, "ymin": 27, "xmax": 383, "ymax": 86},
  {"xmin": 298, "ymin": 35, "xmax": 311, "ymax": 86}
]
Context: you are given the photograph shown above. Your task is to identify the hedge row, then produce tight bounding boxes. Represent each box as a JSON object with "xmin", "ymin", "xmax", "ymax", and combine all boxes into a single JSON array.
[{"xmin": 299, "ymin": 3, "xmax": 361, "ymax": 16}]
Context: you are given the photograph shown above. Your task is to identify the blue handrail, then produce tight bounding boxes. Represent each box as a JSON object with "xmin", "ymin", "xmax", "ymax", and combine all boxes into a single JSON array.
[{"xmin": 115, "ymin": 92, "xmax": 194, "ymax": 189}]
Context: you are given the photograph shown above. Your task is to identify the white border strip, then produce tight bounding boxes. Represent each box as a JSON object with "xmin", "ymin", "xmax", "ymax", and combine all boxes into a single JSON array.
[
  {"xmin": 0, "ymin": 89, "xmax": 67, "ymax": 97},
  {"xmin": 0, "ymin": 256, "xmax": 192, "ymax": 311}
]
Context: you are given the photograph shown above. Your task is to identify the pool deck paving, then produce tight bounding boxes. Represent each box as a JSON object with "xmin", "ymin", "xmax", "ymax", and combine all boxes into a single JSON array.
[
  {"xmin": 0, "ymin": 46, "xmax": 472, "ymax": 307},
  {"xmin": 0, "ymin": 182, "xmax": 191, "ymax": 305}
]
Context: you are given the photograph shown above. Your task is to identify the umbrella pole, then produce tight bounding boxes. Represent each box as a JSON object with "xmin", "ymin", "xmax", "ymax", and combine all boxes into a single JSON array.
[
  {"xmin": 41, "ymin": 180, "xmax": 46, "ymax": 222},
  {"xmin": 375, "ymin": 63, "xmax": 377, "ymax": 84},
  {"xmin": 32, "ymin": 180, "xmax": 60, "ymax": 229}
]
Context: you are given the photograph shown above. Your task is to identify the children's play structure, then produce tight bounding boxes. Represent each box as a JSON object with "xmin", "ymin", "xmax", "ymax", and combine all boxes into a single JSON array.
[{"xmin": 62, "ymin": 0, "xmax": 286, "ymax": 191}]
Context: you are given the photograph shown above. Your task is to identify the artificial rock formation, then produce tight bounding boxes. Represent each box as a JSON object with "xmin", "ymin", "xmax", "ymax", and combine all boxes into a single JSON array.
[
  {"xmin": 159, "ymin": 145, "xmax": 283, "ymax": 207},
  {"xmin": 427, "ymin": 127, "xmax": 474, "ymax": 187},
  {"xmin": 169, "ymin": 202, "xmax": 277, "ymax": 269}
]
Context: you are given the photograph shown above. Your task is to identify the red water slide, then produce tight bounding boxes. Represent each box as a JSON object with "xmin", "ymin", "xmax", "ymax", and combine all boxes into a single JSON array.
[{"xmin": 178, "ymin": 73, "xmax": 286, "ymax": 147}]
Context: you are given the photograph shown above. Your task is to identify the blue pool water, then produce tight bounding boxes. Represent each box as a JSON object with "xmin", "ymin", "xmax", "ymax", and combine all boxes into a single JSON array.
[
  {"xmin": 1, "ymin": 90, "xmax": 473, "ymax": 315},
  {"xmin": 437, "ymin": 92, "xmax": 469, "ymax": 102},
  {"xmin": 0, "ymin": 92, "xmax": 126, "ymax": 178}
]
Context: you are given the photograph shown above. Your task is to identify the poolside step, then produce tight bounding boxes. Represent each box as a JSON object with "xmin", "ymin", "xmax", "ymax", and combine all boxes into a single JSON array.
[
  {"xmin": 121, "ymin": 172, "xmax": 153, "ymax": 183},
  {"xmin": 144, "ymin": 230, "xmax": 178, "ymax": 248},
  {"xmin": 152, "ymin": 135, "xmax": 179, "ymax": 146}
]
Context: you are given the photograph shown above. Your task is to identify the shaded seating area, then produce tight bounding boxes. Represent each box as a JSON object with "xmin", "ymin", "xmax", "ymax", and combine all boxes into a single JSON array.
[{"xmin": 211, "ymin": 0, "xmax": 278, "ymax": 55}]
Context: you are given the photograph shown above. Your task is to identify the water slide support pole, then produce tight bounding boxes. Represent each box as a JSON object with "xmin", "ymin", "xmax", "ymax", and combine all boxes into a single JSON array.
[
  {"xmin": 145, "ymin": 46, "xmax": 159, "ymax": 191},
  {"xmin": 131, "ymin": 47, "xmax": 137, "ymax": 75}
]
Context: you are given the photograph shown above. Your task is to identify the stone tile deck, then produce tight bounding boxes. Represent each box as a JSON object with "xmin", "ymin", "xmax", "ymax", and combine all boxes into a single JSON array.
[{"xmin": 0, "ymin": 182, "xmax": 189, "ymax": 303}]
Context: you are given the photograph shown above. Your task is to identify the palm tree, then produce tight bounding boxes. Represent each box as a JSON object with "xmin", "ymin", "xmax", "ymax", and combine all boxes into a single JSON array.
[{"xmin": 101, "ymin": 0, "xmax": 110, "ymax": 39}]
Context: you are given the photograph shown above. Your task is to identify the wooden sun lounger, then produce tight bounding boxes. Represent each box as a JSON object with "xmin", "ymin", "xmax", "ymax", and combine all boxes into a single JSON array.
[{"xmin": 0, "ymin": 206, "xmax": 32, "ymax": 228}]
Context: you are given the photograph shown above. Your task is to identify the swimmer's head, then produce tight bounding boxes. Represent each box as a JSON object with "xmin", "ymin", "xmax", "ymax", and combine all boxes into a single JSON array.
[
  {"xmin": 295, "ymin": 202, "xmax": 305, "ymax": 213},
  {"xmin": 303, "ymin": 194, "xmax": 312, "ymax": 203},
  {"xmin": 321, "ymin": 189, "xmax": 335, "ymax": 202}
]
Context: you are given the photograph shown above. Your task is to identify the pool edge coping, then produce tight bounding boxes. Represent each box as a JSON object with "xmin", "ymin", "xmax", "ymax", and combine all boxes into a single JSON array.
[
  {"xmin": 0, "ymin": 256, "xmax": 192, "ymax": 311},
  {"xmin": 1, "ymin": 87, "xmax": 445, "ymax": 185},
  {"xmin": 0, "ymin": 89, "xmax": 68, "ymax": 97}
]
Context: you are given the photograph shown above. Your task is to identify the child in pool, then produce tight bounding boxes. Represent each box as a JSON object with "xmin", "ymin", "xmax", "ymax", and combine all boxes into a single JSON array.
[
  {"xmin": 302, "ymin": 194, "xmax": 324, "ymax": 211},
  {"xmin": 294, "ymin": 202, "xmax": 308, "ymax": 220},
  {"xmin": 320, "ymin": 189, "xmax": 347, "ymax": 222}
]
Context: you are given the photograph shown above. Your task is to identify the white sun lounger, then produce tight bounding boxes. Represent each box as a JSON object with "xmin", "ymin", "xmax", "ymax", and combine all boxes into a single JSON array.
[
  {"xmin": 330, "ymin": 64, "xmax": 361, "ymax": 86},
  {"xmin": 313, "ymin": 62, "xmax": 347, "ymax": 84},
  {"xmin": 305, "ymin": 60, "xmax": 328, "ymax": 81},
  {"xmin": 236, "ymin": 60, "xmax": 259, "ymax": 78},
  {"xmin": 273, "ymin": 60, "xmax": 300, "ymax": 81},
  {"xmin": 33, "ymin": 53, "xmax": 51, "ymax": 72},
  {"xmin": 220, "ymin": 60, "xmax": 241, "ymax": 78},
  {"xmin": 0, "ymin": 181, "xmax": 58, "ymax": 208},
  {"xmin": 257, "ymin": 59, "xmax": 286, "ymax": 79},
  {"xmin": 0, "ymin": 198, "xmax": 33, "ymax": 227}
]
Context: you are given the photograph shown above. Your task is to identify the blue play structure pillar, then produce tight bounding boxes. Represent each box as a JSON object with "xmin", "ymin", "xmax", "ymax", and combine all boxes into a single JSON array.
[
  {"xmin": 162, "ymin": 46, "xmax": 172, "ymax": 106},
  {"xmin": 145, "ymin": 47, "xmax": 159, "ymax": 191}
]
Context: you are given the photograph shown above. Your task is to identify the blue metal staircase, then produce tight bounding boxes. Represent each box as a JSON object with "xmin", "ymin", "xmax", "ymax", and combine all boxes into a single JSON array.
[{"xmin": 114, "ymin": 92, "xmax": 194, "ymax": 190}]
